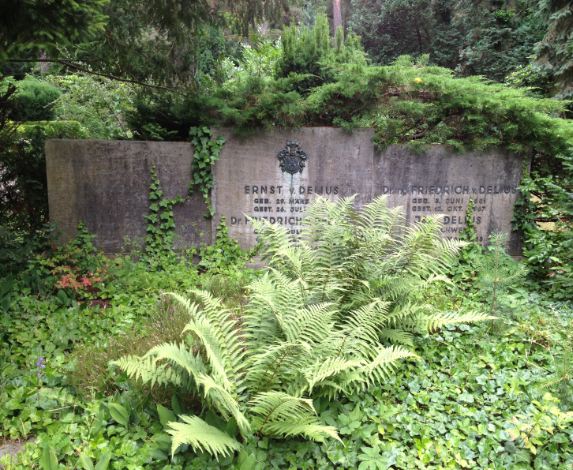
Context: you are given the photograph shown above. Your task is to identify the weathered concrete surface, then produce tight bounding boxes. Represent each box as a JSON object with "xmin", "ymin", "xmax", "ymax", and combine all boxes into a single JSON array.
[
  {"xmin": 212, "ymin": 128, "xmax": 375, "ymax": 248},
  {"xmin": 46, "ymin": 130, "xmax": 524, "ymax": 254},
  {"xmin": 0, "ymin": 439, "xmax": 32, "ymax": 469},
  {"xmin": 373, "ymin": 145, "xmax": 523, "ymax": 254},
  {"xmin": 46, "ymin": 139, "xmax": 210, "ymax": 253},
  {"xmin": 213, "ymin": 128, "xmax": 524, "ymax": 254}
]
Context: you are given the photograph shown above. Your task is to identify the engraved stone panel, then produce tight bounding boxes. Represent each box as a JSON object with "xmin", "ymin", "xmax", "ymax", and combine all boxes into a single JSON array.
[
  {"xmin": 213, "ymin": 128, "xmax": 524, "ymax": 254},
  {"xmin": 373, "ymin": 145, "xmax": 523, "ymax": 253},
  {"xmin": 212, "ymin": 128, "xmax": 375, "ymax": 249}
]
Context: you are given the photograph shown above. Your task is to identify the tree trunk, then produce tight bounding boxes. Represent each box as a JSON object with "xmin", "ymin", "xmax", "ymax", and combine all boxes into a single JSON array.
[{"xmin": 332, "ymin": 0, "xmax": 342, "ymax": 32}]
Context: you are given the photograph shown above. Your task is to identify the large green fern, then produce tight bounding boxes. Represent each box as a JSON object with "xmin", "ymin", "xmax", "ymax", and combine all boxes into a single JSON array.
[{"xmin": 113, "ymin": 196, "xmax": 493, "ymax": 459}]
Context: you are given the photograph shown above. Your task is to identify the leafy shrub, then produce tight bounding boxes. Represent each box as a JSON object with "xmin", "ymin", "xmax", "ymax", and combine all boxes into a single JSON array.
[
  {"xmin": 69, "ymin": 300, "xmax": 192, "ymax": 397},
  {"xmin": 114, "ymin": 197, "xmax": 491, "ymax": 458},
  {"xmin": 7, "ymin": 76, "xmax": 61, "ymax": 121},
  {"xmin": 473, "ymin": 234, "xmax": 527, "ymax": 316},
  {"xmin": 0, "ymin": 222, "xmax": 50, "ymax": 277},
  {"xmin": 2, "ymin": 223, "xmax": 109, "ymax": 306},
  {"xmin": 277, "ymin": 15, "xmax": 367, "ymax": 91},
  {"xmin": 46, "ymin": 73, "xmax": 135, "ymax": 139},
  {"xmin": 198, "ymin": 217, "xmax": 249, "ymax": 273}
]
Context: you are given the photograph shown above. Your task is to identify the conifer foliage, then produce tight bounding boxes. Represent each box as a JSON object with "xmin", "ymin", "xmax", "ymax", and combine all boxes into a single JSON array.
[{"xmin": 114, "ymin": 196, "xmax": 493, "ymax": 459}]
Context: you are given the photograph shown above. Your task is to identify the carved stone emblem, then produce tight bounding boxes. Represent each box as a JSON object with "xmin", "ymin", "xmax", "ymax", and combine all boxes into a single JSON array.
[{"xmin": 277, "ymin": 141, "xmax": 308, "ymax": 175}]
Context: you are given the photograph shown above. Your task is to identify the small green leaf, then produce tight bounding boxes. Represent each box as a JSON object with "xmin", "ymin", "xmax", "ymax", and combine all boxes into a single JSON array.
[
  {"xmin": 40, "ymin": 444, "xmax": 58, "ymax": 470},
  {"xmin": 94, "ymin": 451, "xmax": 111, "ymax": 470},
  {"xmin": 157, "ymin": 404, "xmax": 177, "ymax": 427},
  {"xmin": 236, "ymin": 450, "xmax": 257, "ymax": 470},
  {"xmin": 77, "ymin": 453, "xmax": 95, "ymax": 470},
  {"xmin": 108, "ymin": 403, "xmax": 130, "ymax": 427}
]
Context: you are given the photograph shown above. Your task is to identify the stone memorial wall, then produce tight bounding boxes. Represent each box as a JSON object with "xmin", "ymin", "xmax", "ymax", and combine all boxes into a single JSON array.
[
  {"xmin": 213, "ymin": 128, "xmax": 523, "ymax": 253},
  {"xmin": 45, "ymin": 139, "xmax": 210, "ymax": 253},
  {"xmin": 46, "ymin": 128, "xmax": 525, "ymax": 254}
]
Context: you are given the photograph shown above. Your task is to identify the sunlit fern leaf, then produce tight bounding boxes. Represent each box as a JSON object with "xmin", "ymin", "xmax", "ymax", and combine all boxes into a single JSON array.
[
  {"xmin": 425, "ymin": 311, "xmax": 496, "ymax": 332},
  {"xmin": 361, "ymin": 345, "xmax": 418, "ymax": 389},
  {"xmin": 112, "ymin": 355, "xmax": 185, "ymax": 388},
  {"xmin": 249, "ymin": 217, "xmax": 293, "ymax": 262},
  {"xmin": 166, "ymin": 415, "xmax": 241, "ymax": 459},
  {"xmin": 194, "ymin": 373, "xmax": 251, "ymax": 436},
  {"xmin": 243, "ymin": 273, "xmax": 285, "ymax": 345},
  {"xmin": 281, "ymin": 302, "xmax": 336, "ymax": 344},
  {"xmin": 182, "ymin": 315, "xmax": 233, "ymax": 390},
  {"xmin": 357, "ymin": 195, "xmax": 404, "ymax": 233},
  {"xmin": 249, "ymin": 391, "xmax": 341, "ymax": 442},
  {"xmin": 146, "ymin": 342, "xmax": 206, "ymax": 378},
  {"xmin": 261, "ymin": 420, "xmax": 342, "ymax": 443},
  {"xmin": 303, "ymin": 356, "xmax": 365, "ymax": 393},
  {"xmin": 246, "ymin": 342, "xmax": 311, "ymax": 392},
  {"xmin": 378, "ymin": 329, "xmax": 415, "ymax": 347},
  {"xmin": 188, "ymin": 290, "xmax": 246, "ymax": 379},
  {"xmin": 341, "ymin": 300, "xmax": 389, "ymax": 335}
]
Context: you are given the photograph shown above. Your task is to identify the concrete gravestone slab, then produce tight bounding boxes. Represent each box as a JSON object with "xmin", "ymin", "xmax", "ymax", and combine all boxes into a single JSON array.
[
  {"xmin": 45, "ymin": 129, "xmax": 524, "ymax": 254},
  {"xmin": 45, "ymin": 139, "xmax": 210, "ymax": 253},
  {"xmin": 373, "ymin": 145, "xmax": 523, "ymax": 252},
  {"xmin": 212, "ymin": 128, "xmax": 375, "ymax": 248},
  {"xmin": 213, "ymin": 128, "xmax": 524, "ymax": 254}
]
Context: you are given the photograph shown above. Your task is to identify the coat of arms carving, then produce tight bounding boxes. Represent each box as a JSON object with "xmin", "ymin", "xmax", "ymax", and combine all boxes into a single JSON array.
[{"xmin": 277, "ymin": 141, "xmax": 308, "ymax": 175}]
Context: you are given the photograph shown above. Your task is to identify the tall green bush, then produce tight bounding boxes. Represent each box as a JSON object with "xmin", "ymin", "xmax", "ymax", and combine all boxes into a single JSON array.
[
  {"xmin": 46, "ymin": 74, "xmax": 135, "ymax": 139},
  {"xmin": 6, "ymin": 76, "xmax": 61, "ymax": 121}
]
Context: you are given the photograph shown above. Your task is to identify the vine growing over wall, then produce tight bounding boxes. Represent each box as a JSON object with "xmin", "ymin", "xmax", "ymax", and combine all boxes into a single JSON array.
[
  {"xmin": 189, "ymin": 127, "xmax": 225, "ymax": 217},
  {"xmin": 144, "ymin": 166, "xmax": 183, "ymax": 262}
]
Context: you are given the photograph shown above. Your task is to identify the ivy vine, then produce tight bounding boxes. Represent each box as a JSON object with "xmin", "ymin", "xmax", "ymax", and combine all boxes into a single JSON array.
[
  {"xmin": 189, "ymin": 126, "xmax": 225, "ymax": 218},
  {"xmin": 198, "ymin": 216, "xmax": 248, "ymax": 272},
  {"xmin": 144, "ymin": 127, "xmax": 224, "ymax": 260},
  {"xmin": 144, "ymin": 166, "xmax": 183, "ymax": 261},
  {"xmin": 460, "ymin": 198, "xmax": 477, "ymax": 243}
]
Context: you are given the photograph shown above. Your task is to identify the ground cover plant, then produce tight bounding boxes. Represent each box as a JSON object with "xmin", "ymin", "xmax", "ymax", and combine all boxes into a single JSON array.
[{"xmin": 1, "ymin": 227, "xmax": 572, "ymax": 468}]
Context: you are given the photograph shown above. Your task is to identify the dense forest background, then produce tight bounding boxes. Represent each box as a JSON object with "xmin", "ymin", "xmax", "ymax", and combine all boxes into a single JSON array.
[{"xmin": 2, "ymin": 0, "xmax": 571, "ymax": 97}]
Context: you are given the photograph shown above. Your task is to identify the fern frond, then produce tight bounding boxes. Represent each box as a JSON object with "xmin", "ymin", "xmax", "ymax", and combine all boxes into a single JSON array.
[
  {"xmin": 303, "ymin": 356, "xmax": 365, "ymax": 393},
  {"xmin": 341, "ymin": 300, "xmax": 389, "ymax": 339},
  {"xmin": 361, "ymin": 346, "xmax": 418, "ymax": 389},
  {"xmin": 146, "ymin": 341, "xmax": 206, "ymax": 378},
  {"xmin": 378, "ymin": 329, "xmax": 414, "ymax": 347},
  {"xmin": 188, "ymin": 290, "xmax": 246, "ymax": 378},
  {"xmin": 262, "ymin": 421, "xmax": 342, "ymax": 443},
  {"xmin": 357, "ymin": 195, "xmax": 404, "ymax": 233},
  {"xmin": 249, "ymin": 217, "xmax": 293, "ymax": 263},
  {"xmin": 194, "ymin": 373, "xmax": 251, "ymax": 436},
  {"xmin": 112, "ymin": 355, "xmax": 185, "ymax": 388},
  {"xmin": 243, "ymin": 273, "xmax": 284, "ymax": 347},
  {"xmin": 424, "ymin": 311, "xmax": 496, "ymax": 332},
  {"xmin": 166, "ymin": 415, "xmax": 241, "ymax": 459},
  {"xmin": 246, "ymin": 341, "xmax": 311, "ymax": 392},
  {"xmin": 282, "ymin": 302, "xmax": 336, "ymax": 344},
  {"xmin": 249, "ymin": 391, "xmax": 341, "ymax": 442},
  {"xmin": 182, "ymin": 315, "xmax": 233, "ymax": 390}
]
